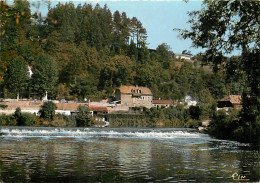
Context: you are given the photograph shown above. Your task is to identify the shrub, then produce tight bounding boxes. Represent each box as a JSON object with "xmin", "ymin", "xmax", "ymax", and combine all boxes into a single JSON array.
[
  {"xmin": 185, "ymin": 119, "xmax": 199, "ymax": 128},
  {"xmin": 39, "ymin": 101, "xmax": 57, "ymax": 121},
  {"xmin": 208, "ymin": 109, "xmax": 241, "ymax": 140},
  {"xmin": 189, "ymin": 106, "xmax": 201, "ymax": 120},
  {"xmin": 0, "ymin": 115, "xmax": 17, "ymax": 126},
  {"xmin": 14, "ymin": 107, "xmax": 23, "ymax": 125},
  {"xmin": 76, "ymin": 106, "xmax": 91, "ymax": 127},
  {"xmin": 20, "ymin": 113, "xmax": 36, "ymax": 126},
  {"xmin": 51, "ymin": 120, "xmax": 66, "ymax": 127}
]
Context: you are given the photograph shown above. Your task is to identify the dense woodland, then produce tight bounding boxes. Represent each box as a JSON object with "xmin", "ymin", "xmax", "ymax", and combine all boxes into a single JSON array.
[{"xmin": 0, "ymin": 1, "xmax": 245, "ymax": 103}]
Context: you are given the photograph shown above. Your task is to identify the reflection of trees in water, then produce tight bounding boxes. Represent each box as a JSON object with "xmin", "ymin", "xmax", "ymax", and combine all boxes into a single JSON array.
[
  {"xmin": 117, "ymin": 140, "xmax": 151, "ymax": 173},
  {"xmin": 0, "ymin": 137, "xmax": 259, "ymax": 182},
  {"xmin": 238, "ymin": 150, "xmax": 260, "ymax": 181}
]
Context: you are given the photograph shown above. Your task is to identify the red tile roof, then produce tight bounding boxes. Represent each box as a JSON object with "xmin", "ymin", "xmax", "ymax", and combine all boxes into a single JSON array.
[
  {"xmin": 118, "ymin": 85, "xmax": 152, "ymax": 95},
  {"xmin": 89, "ymin": 106, "xmax": 108, "ymax": 112},
  {"xmin": 56, "ymin": 103, "xmax": 87, "ymax": 110},
  {"xmin": 218, "ymin": 95, "xmax": 241, "ymax": 104}
]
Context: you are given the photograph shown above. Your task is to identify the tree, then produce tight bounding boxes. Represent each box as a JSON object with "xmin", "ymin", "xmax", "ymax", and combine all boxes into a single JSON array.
[
  {"xmin": 14, "ymin": 107, "xmax": 22, "ymax": 125},
  {"xmin": 71, "ymin": 76, "xmax": 97, "ymax": 100},
  {"xmin": 156, "ymin": 43, "xmax": 171, "ymax": 69},
  {"xmin": 39, "ymin": 101, "xmax": 57, "ymax": 121},
  {"xmin": 189, "ymin": 106, "xmax": 201, "ymax": 120},
  {"xmin": 76, "ymin": 106, "xmax": 91, "ymax": 127},
  {"xmin": 5, "ymin": 57, "xmax": 28, "ymax": 99},
  {"xmin": 179, "ymin": 1, "xmax": 259, "ymax": 145},
  {"xmin": 31, "ymin": 54, "xmax": 58, "ymax": 99}
]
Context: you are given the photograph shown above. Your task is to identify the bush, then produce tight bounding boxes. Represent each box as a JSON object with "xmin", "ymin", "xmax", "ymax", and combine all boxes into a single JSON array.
[
  {"xmin": 0, "ymin": 115, "xmax": 17, "ymax": 126},
  {"xmin": 39, "ymin": 101, "xmax": 57, "ymax": 121},
  {"xmin": 76, "ymin": 106, "xmax": 91, "ymax": 127},
  {"xmin": 20, "ymin": 113, "xmax": 36, "ymax": 126},
  {"xmin": 208, "ymin": 109, "xmax": 241, "ymax": 139},
  {"xmin": 14, "ymin": 107, "xmax": 22, "ymax": 125},
  {"xmin": 189, "ymin": 106, "xmax": 201, "ymax": 120},
  {"xmin": 51, "ymin": 120, "xmax": 66, "ymax": 127},
  {"xmin": 185, "ymin": 119, "xmax": 199, "ymax": 128}
]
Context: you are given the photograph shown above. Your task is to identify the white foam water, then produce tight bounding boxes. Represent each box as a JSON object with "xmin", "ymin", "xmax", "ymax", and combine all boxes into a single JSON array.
[{"xmin": 0, "ymin": 127, "xmax": 203, "ymax": 139}]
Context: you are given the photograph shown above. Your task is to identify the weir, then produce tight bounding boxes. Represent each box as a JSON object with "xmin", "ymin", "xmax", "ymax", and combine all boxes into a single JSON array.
[{"xmin": 0, "ymin": 127, "xmax": 203, "ymax": 139}]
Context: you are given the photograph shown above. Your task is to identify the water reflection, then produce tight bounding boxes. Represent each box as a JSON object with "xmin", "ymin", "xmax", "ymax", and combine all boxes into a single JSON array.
[{"xmin": 0, "ymin": 127, "xmax": 259, "ymax": 182}]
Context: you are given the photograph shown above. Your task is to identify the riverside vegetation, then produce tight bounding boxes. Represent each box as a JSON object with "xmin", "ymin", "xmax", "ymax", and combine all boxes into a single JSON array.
[
  {"xmin": 0, "ymin": 1, "xmax": 259, "ymax": 146},
  {"xmin": 0, "ymin": 102, "xmax": 202, "ymax": 128}
]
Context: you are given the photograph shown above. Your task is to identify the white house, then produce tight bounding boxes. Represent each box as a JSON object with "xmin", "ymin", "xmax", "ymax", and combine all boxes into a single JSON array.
[
  {"xmin": 174, "ymin": 53, "xmax": 192, "ymax": 60},
  {"xmin": 27, "ymin": 66, "xmax": 33, "ymax": 78},
  {"xmin": 180, "ymin": 95, "xmax": 198, "ymax": 107}
]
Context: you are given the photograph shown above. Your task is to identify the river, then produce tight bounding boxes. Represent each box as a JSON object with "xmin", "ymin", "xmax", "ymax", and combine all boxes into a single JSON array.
[{"xmin": 0, "ymin": 127, "xmax": 259, "ymax": 182}]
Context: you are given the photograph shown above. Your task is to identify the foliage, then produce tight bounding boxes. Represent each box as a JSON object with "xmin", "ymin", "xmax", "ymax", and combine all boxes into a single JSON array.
[
  {"xmin": 0, "ymin": 104, "xmax": 8, "ymax": 109},
  {"xmin": 75, "ymin": 106, "xmax": 91, "ymax": 127},
  {"xmin": 208, "ymin": 109, "xmax": 240, "ymax": 140},
  {"xmin": 1, "ymin": 1, "xmax": 255, "ymax": 144},
  {"xmin": 39, "ymin": 101, "xmax": 57, "ymax": 122},
  {"xmin": 0, "ymin": 1, "xmax": 246, "ymax": 104},
  {"xmin": 14, "ymin": 107, "xmax": 22, "ymax": 125},
  {"xmin": 5, "ymin": 57, "xmax": 28, "ymax": 99},
  {"xmin": 20, "ymin": 113, "xmax": 36, "ymax": 126},
  {"xmin": 0, "ymin": 115, "xmax": 17, "ymax": 126},
  {"xmin": 178, "ymin": 1, "xmax": 260, "ymax": 145},
  {"xmin": 31, "ymin": 54, "xmax": 58, "ymax": 99},
  {"xmin": 189, "ymin": 106, "xmax": 201, "ymax": 120}
]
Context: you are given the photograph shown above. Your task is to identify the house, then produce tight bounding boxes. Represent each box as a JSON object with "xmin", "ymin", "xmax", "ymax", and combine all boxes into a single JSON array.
[
  {"xmin": 153, "ymin": 99, "xmax": 173, "ymax": 108},
  {"xmin": 217, "ymin": 95, "xmax": 242, "ymax": 110},
  {"xmin": 27, "ymin": 66, "xmax": 33, "ymax": 78},
  {"xmin": 0, "ymin": 99, "xmax": 108, "ymax": 116},
  {"xmin": 89, "ymin": 106, "xmax": 108, "ymax": 115},
  {"xmin": 174, "ymin": 53, "xmax": 192, "ymax": 60},
  {"xmin": 114, "ymin": 85, "xmax": 153, "ymax": 109},
  {"xmin": 56, "ymin": 102, "xmax": 109, "ymax": 116},
  {"xmin": 179, "ymin": 95, "xmax": 198, "ymax": 107},
  {"xmin": 56, "ymin": 103, "xmax": 87, "ymax": 116}
]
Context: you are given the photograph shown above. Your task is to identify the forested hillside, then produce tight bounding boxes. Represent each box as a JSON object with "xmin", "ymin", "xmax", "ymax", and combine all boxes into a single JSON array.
[{"xmin": 0, "ymin": 1, "xmax": 245, "ymax": 103}]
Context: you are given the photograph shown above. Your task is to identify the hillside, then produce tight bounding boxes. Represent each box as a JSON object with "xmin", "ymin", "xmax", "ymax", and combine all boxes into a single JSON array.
[{"xmin": 0, "ymin": 1, "xmax": 245, "ymax": 103}]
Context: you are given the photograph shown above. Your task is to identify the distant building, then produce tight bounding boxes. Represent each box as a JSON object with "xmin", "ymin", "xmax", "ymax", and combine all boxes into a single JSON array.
[
  {"xmin": 180, "ymin": 95, "xmax": 198, "ymax": 107},
  {"xmin": 0, "ymin": 100, "xmax": 108, "ymax": 116},
  {"xmin": 89, "ymin": 106, "xmax": 108, "ymax": 115},
  {"xmin": 174, "ymin": 53, "xmax": 192, "ymax": 60},
  {"xmin": 153, "ymin": 99, "xmax": 173, "ymax": 108},
  {"xmin": 27, "ymin": 66, "xmax": 33, "ymax": 78},
  {"xmin": 115, "ymin": 85, "xmax": 153, "ymax": 108},
  {"xmin": 217, "ymin": 95, "xmax": 242, "ymax": 110}
]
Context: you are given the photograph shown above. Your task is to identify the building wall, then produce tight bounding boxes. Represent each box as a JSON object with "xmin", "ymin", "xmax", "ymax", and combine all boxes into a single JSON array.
[
  {"xmin": 120, "ymin": 94, "xmax": 152, "ymax": 108},
  {"xmin": 175, "ymin": 55, "xmax": 191, "ymax": 60},
  {"xmin": 132, "ymin": 95, "xmax": 152, "ymax": 108},
  {"xmin": 153, "ymin": 104, "xmax": 171, "ymax": 108},
  {"xmin": 121, "ymin": 94, "xmax": 134, "ymax": 106},
  {"xmin": 233, "ymin": 104, "xmax": 242, "ymax": 109}
]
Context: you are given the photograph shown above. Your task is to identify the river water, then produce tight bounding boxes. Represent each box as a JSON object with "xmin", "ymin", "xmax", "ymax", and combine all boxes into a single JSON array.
[{"xmin": 0, "ymin": 127, "xmax": 259, "ymax": 182}]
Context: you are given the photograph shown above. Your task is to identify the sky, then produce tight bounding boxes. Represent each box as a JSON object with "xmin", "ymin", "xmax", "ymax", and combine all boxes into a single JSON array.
[{"xmin": 28, "ymin": 0, "xmax": 205, "ymax": 55}]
